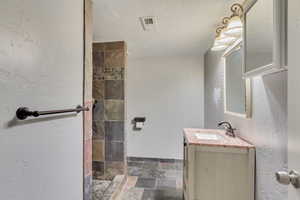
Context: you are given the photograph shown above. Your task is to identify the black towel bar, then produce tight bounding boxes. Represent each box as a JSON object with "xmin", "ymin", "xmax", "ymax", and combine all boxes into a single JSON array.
[{"xmin": 16, "ymin": 105, "xmax": 89, "ymax": 120}]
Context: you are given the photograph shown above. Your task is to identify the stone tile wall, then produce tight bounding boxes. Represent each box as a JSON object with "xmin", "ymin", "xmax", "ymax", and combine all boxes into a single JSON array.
[{"xmin": 92, "ymin": 41, "xmax": 127, "ymax": 180}]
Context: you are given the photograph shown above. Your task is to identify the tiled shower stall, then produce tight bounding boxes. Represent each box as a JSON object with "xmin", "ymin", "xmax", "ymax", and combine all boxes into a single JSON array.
[{"xmin": 92, "ymin": 41, "xmax": 127, "ymax": 180}]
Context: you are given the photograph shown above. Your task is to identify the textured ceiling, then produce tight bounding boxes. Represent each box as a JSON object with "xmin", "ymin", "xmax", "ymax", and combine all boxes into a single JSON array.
[{"xmin": 93, "ymin": 0, "xmax": 241, "ymax": 58}]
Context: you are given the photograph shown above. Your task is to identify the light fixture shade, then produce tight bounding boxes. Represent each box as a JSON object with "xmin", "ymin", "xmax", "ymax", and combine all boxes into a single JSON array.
[
  {"xmin": 211, "ymin": 44, "xmax": 228, "ymax": 51},
  {"xmin": 211, "ymin": 40, "xmax": 229, "ymax": 51},
  {"xmin": 211, "ymin": 28, "xmax": 236, "ymax": 51},
  {"xmin": 223, "ymin": 16, "xmax": 243, "ymax": 37},
  {"xmin": 215, "ymin": 32, "xmax": 237, "ymax": 45}
]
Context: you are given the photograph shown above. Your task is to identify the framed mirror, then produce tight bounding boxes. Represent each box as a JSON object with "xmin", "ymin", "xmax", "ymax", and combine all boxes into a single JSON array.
[
  {"xmin": 243, "ymin": 0, "xmax": 287, "ymax": 77},
  {"xmin": 223, "ymin": 39, "xmax": 252, "ymax": 118}
]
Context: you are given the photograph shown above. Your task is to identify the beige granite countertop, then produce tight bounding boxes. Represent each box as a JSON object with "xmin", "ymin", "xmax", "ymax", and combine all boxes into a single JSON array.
[{"xmin": 184, "ymin": 128, "xmax": 254, "ymax": 149}]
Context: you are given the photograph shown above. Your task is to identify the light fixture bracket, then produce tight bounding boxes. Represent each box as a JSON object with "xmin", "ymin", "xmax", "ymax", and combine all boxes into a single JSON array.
[{"xmin": 230, "ymin": 3, "xmax": 243, "ymax": 17}]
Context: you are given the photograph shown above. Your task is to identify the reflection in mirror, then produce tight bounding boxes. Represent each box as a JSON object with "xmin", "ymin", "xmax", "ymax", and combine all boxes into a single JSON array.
[
  {"xmin": 224, "ymin": 44, "xmax": 250, "ymax": 118},
  {"xmin": 245, "ymin": 0, "xmax": 273, "ymax": 72}
]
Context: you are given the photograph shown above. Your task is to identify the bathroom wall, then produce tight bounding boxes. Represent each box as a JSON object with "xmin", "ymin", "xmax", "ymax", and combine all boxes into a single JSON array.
[
  {"xmin": 0, "ymin": 0, "xmax": 84, "ymax": 200},
  {"xmin": 127, "ymin": 56, "xmax": 204, "ymax": 159},
  {"xmin": 204, "ymin": 50, "xmax": 287, "ymax": 200},
  {"xmin": 92, "ymin": 41, "xmax": 127, "ymax": 180}
]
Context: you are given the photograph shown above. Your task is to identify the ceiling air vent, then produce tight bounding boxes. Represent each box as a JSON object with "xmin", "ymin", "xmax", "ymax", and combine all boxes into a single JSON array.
[{"xmin": 140, "ymin": 16, "xmax": 157, "ymax": 31}]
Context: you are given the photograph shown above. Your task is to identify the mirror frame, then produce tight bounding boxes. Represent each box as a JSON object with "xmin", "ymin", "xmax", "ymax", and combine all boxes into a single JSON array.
[
  {"xmin": 243, "ymin": 0, "xmax": 287, "ymax": 77},
  {"xmin": 223, "ymin": 38, "xmax": 252, "ymax": 118}
]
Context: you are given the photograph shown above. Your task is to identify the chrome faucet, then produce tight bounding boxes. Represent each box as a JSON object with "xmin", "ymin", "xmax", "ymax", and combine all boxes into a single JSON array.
[{"xmin": 217, "ymin": 121, "xmax": 236, "ymax": 137}]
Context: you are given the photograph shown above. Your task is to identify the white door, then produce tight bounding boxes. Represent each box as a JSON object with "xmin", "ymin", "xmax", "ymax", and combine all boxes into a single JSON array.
[
  {"xmin": 288, "ymin": 0, "xmax": 300, "ymax": 199},
  {"xmin": 0, "ymin": 1, "xmax": 84, "ymax": 200}
]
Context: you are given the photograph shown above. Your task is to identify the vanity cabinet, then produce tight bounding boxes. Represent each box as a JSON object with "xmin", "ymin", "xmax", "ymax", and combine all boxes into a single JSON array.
[{"xmin": 183, "ymin": 129, "xmax": 255, "ymax": 200}]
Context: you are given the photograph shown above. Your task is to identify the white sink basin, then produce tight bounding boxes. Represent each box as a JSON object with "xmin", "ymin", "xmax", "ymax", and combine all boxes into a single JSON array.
[{"xmin": 195, "ymin": 133, "xmax": 220, "ymax": 140}]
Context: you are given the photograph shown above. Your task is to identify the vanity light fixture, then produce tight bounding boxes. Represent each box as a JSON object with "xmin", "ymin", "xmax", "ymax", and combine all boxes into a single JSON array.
[
  {"xmin": 211, "ymin": 3, "xmax": 244, "ymax": 51},
  {"xmin": 223, "ymin": 4, "xmax": 244, "ymax": 37}
]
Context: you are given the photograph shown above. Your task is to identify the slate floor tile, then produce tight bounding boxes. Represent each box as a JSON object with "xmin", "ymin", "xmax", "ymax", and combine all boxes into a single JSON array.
[
  {"xmin": 157, "ymin": 179, "xmax": 177, "ymax": 189},
  {"xmin": 160, "ymin": 162, "xmax": 180, "ymax": 170},
  {"xmin": 121, "ymin": 188, "xmax": 144, "ymax": 200},
  {"xmin": 128, "ymin": 161, "xmax": 144, "ymax": 168},
  {"xmin": 128, "ymin": 166, "xmax": 145, "ymax": 177},
  {"xmin": 122, "ymin": 158, "xmax": 184, "ymax": 200},
  {"xmin": 92, "ymin": 180, "xmax": 111, "ymax": 200},
  {"xmin": 164, "ymin": 170, "xmax": 183, "ymax": 179},
  {"xmin": 135, "ymin": 178, "xmax": 156, "ymax": 188},
  {"xmin": 128, "ymin": 157, "xmax": 145, "ymax": 162},
  {"xmin": 147, "ymin": 168, "xmax": 166, "ymax": 179},
  {"xmin": 159, "ymin": 159, "xmax": 175, "ymax": 163},
  {"xmin": 142, "ymin": 189, "xmax": 183, "ymax": 200},
  {"xmin": 141, "ymin": 189, "xmax": 156, "ymax": 200},
  {"xmin": 143, "ymin": 161, "xmax": 159, "ymax": 169}
]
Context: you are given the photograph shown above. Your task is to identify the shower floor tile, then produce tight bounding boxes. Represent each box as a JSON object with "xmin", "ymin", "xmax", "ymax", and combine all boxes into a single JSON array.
[{"xmin": 92, "ymin": 180, "xmax": 111, "ymax": 200}]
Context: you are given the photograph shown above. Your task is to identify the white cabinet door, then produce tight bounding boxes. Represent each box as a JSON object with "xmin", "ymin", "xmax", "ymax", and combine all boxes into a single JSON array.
[{"xmin": 288, "ymin": 0, "xmax": 300, "ymax": 199}]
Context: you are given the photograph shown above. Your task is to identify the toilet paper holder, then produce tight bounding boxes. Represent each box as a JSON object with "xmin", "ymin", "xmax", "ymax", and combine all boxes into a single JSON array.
[{"xmin": 132, "ymin": 117, "xmax": 146, "ymax": 130}]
